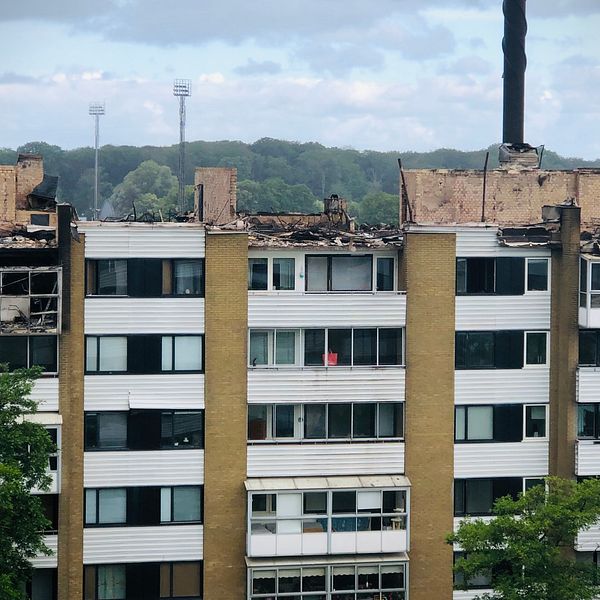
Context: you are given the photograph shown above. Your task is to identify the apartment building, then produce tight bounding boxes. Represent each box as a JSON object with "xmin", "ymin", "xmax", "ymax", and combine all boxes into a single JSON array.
[{"xmin": 6, "ymin": 156, "xmax": 600, "ymax": 600}]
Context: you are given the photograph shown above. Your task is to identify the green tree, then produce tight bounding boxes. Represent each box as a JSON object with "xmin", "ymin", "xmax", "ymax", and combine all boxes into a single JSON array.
[
  {"xmin": 448, "ymin": 477, "xmax": 600, "ymax": 600},
  {"xmin": 109, "ymin": 160, "xmax": 178, "ymax": 216},
  {"xmin": 237, "ymin": 178, "xmax": 320, "ymax": 213},
  {"xmin": 358, "ymin": 192, "xmax": 399, "ymax": 225},
  {"xmin": 0, "ymin": 367, "xmax": 55, "ymax": 599}
]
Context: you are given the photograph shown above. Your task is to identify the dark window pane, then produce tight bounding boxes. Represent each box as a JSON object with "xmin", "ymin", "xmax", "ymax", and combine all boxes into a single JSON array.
[
  {"xmin": 39, "ymin": 494, "xmax": 59, "ymax": 532},
  {"xmin": 273, "ymin": 258, "xmax": 295, "ymax": 290},
  {"xmin": 456, "ymin": 258, "xmax": 467, "ymax": 294},
  {"xmin": 353, "ymin": 404, "xmax": 376, "ymax": 438},
  {"xmin": 496, "ymin": 257, "xmax": 525, "ymax": 295},
  {"xmin": 455, "ymin": 332, "xmax": 467, "ymax": 369},
  {"xmin": 304, "ymin": 329, "xmax": 325, "ymax": 366},
  {"xmin": 465, "ymin": 332, "xmax": 494, "ymax": 368},
  {"xmin": 466, "ymin": 258, "xmax": 495, "ymax": 294},
  {"xmin": 525, "ymin": 406, "xmax": 546, "ymax": 438},
  {"xmin": 358, "ymin": 569, "xmax": 379, "ymax": 590},
  {"xmin": 383, "ymin": 491, "xmax": 406, "ymax": 513},
  {"xmin": 379, "ymin": 328, "xmax": 403, "ymax": 365},
  {"xmin": 578, "ymin": 404, "xmax": 597, "ymax": 438},
  {"xmin": 302, "ymin": 568, "xmax": 326, "ymax": 592},
  {"xmin": 379, "ymin": 403, "xmax": 403, "ymax": 438},
  {"xmin": 524, "ymin": 478, "xmax": 544, "ymax": 491},
  {"xmin": 98, "ymin": 413, "xmax": 128, "ymax": 449},
  {"xmin": 171, "ymin": 412, "xmax": 203, "ymax": 448},
  {"xmin": 174, "ymin": 259, "xmax": 203, "ymax": 295},
  {"xmin": 527, "ymin": 259, "xmax": 548, "ymax": 291},
  {"xmin": 454, "ymin": 480, "xmax": 465, "ymax": 516},
  {"xmin": 330, "ymin": 256, "xmax": 372, "ymax": 291},
  {"xmin": 2, "ymin": 271, "xmax": 29, "ymax": 295},
  {"xmin": 30, "ymin": 336, "xmax": 57, "ymax": 372},
  {"xmin": 85, "ymin": 414, "xmax": 99, "ymax": 449},
  {"xmin": 579, "ymin": 331, "xmax": 599, "ymax": 366},
  {"xmin": 377, "ymin": 257, "xmax": 395, "ymax": 291},
  {"xmin": 278, "ymin": 569, "xmax": 301, "ymax": 593},
  {"xmin": 381, "ymin": 565, "xmax": 404, "ymax": 589},
  {"xmin": 328, "ymin": 404, "xmax": 351, "ymax": 438},
  {"xmin": 248, "ymin": 405, "xmax": 268, "ymax": 440},
  {"xmin": 526, "ymin": 332, "xmax": 547, "ymax": 365},
  {"xmin": 466, "ymin": 479, "xmax": 493, "ymax": 515},
  {"xmin": 30, "ymin": 271, "xmax": 58, "ymax": 294},
  {"xmin": 252, "ymin": 570, "xmax": 276, "ymax": 594},
  {"xmin": 248, "ymin": 258, "xmax": 268, "ymax": 291},
  {"xmin": 304, "ymin": 404, "xmax": 326, "ymax": 439},
  {"xmin": 581, "ymin": 259, "xmax": 588, "ymax": 292},
  {"xmin": 0, "ymin": 336, "xmax": 27, "ymax": 370},
  {"xmin": 128, "ymin": 335, "xmax": 162, "ymax": 374},
  {"xmin": 304, "ymin": 492, "xmax": 327, "ymax": 514},
  {"xmin": 129, "ymin": 411, "xmax": 161, "ymax": 450},
  {"xmin": 327, "ymin": 329, "xmax": 352, "ymax": 366},
  {"xmin": 493, "ymin": 404, "xmax": 523, "ymax": 442},
  {"xmin": 592, "ymin": 264, "xmax": 600, "ymax": 291},
  {"xmin": 97, "ymin": 260, "xmax": 127, "ymax": 295},
  {"xmin": 353, "ymin": 329, "xmax": 377, "ymax": 365},
  {"xmin": 332, "ymin": 491, "xmax": 356, "ymax": 513},
  {"xmin": 332, "ymin": 569, "xmax": 355, "ymax": 591},
  {"xmin": 275, "ymin": 405, "xmax": 295, "ymax": 438}
]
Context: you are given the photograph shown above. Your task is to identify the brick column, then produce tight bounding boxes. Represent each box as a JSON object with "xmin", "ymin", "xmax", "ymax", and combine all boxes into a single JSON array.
[
  {"xmin": 404, "ymin": 231, "xmax": 456, "ymax": 600},
  {"xmin": 203, "ymin": 231, "xmax": 248, "ymax": 599}
]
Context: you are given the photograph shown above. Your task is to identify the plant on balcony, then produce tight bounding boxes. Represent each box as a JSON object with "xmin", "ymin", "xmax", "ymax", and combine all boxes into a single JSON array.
[
  {"xmin": 448, "ymin": 477, "xmax": 600, "ymax": 600},
  {"xmin": 0, "ymin": 366, "xmax": 56, "ymax": 600}
]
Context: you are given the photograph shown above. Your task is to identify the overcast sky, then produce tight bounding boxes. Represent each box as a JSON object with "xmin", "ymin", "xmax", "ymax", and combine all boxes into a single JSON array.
[{"xmin": 1, "ymin": 0, "xmax": 599, "ymax": 158}]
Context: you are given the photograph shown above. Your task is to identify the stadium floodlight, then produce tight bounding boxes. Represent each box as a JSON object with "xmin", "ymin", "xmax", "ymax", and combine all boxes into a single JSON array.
[
  {"xmin": 173, "ymin": 79, "xmax": 192, "ymax": 213},
  {"xmin": 89, "ymin": 102, "xmax": 106, "ymax": 219}
]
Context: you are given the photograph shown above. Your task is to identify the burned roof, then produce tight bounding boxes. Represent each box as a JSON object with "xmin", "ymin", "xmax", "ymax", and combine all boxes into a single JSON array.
[{"xmin": 30, "ymin": 175, "xmax": 58, "ymax": 202}]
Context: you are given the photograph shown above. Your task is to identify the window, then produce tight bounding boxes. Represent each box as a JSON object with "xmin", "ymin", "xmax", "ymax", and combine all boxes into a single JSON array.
[
  {"xmin": 456, "ymin": 257, "xmax": 526, "ymax": 295},
  {"xmin": 0, "ymin": 335, "xmax": 58, "ymax": 373},
  {"xmin": 527, "ymin": 258, "xmax": 549, "ymax": 291},
  {"xmin": 376, "ymin": 257, "xmax": 395, "ymax": 291},
  {"xmin": 46, "ymin": 427, "xmax": 59, "ymax": 472},
  {"xmin": 85, "ymin": 489, "xmax": 127, "ymax": 525},
  {"xmin": 453, "ymin": 552, "xmax": 492, "ymax": 590},
  {"xmin": 578, "ymin": 404, "xmax": 600, "ymax": 439},
  {"xmin": 95, "ymin": 565, "xmax": 126, "ymax": 600},
  {"xmin": 160, "ymin": 562, "xmax": 202, "ymax": 599},
  {"xmin": 250, "ymin": 563, "xmax": 405, "ymax": 599},
  {"xmin": 455, "ymin": 404, "xmax": 523, "ymax": 443},
  {"xmin": 250, "ymin": 402, "xmax": 404, "ymax": 442},
  {"xmin": 454, "ymin": 478, "xmax": 522, "ymax": 516},
  {"xmin": 248, "ymin": 258, "xmax": 268, "ymax": 290},
  {"xmin": 580, "ymin": 330, "xmax": 600, "ymax": 366},
  {"xmin": 26, "ymin": 568, "xmax": 57, "ymax": 600},
  {"xmin": 248, "ymin": 330, "xmax": 298, "ymax": 367},
  {"xmin": 38, "ymin": 494, "xmax": 59, "ymax": 533},
  {"xmin": 581, "ymin": 258, "xmax": 588, "ymax": 308},
  {"xmin": 456, "ymin": 331, "xmax": 524, "ymax": 370},
  {"xmin": 525, "ymin": 405, "xmax": 547, "ymax": 438},
  {"xmin": 273, "ymin": 258, "xmax": 295, "ymax": 291},
  {"xmin": 592, "ymin": 263, "xmax": 600, "ymax": 308},
  {"xmin": 86, "ymin": 336, "xmax": 203, "ymax": 374},
  {"xmin": 87, "ymin": 259, "xmax": 204, "ymax": 297},
  {"xmin": 525, "ymin": 332, "xmax": 548, "ymax": 365},
  {"xmin": 306, "ymin": 254, "xmax": 373, "ymax": 292},
  {"xmin": 85, "ymin": 411, "xmax": 204, "ymax": 451},
  {"xmin": 161, "ymin": 487, "xmax": 202, "ymax": 523}
]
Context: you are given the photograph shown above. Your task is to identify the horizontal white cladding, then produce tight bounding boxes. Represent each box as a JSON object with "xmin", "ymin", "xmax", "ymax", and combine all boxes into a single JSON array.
[
  {"xmin": 31, "ymin": 378, "xmax": 59, "ymax": 412},
  {"xmin": 248, "ymin": 293, "xmax": 406, "ymax": 328},
  {"xmin": 577, "ymin": 523, "xmax": 600, "ymax": 551},
  {"xmin": 84, "ymin": 374, "xmax": 204, "ymax": 410},
  {"xmin": 455, "ymin": 369, "xmax": 549, "ymax": 404},
  {"xmin": 83, "ymin": 524, "xmax": 203, "ymax": 563},
  {"xmin": 454, "ymin": 591, "xmax": 492, "ymax": 600},
  {"xmin": 577, "ymin": 368, "xmax": 600, "ymax": 403},
  {"xmin": 247, "ymin": 442, "xmax": 405, "ymax": 477},
  {"xmin": 31, "ymin": 535, "xmax": 57, "ymax": 568},
  {"xmin": 454, "ymin": 441, "xmax": 549, "ymax": 478},
  {"xmin": 248, "ymin": 368, "xmax": 405, "ymax": 404},
  {"xmin": 79, "ymin": 223, "xmax": 205, "ymax": 258},
  {"xmin": 85, "ymin": 298, "xmax": 204, "ymax": 334},
  {"xmin": 453, "ymin": 516, "xmax": 493, "ymax": 535},
  {"xmin": 455, "ymin": 295, "xmax": 551, "ymax": 330},
  {"xmin": 455, "ymin": 228, "xmax": 551, "ymax": 258},
  {"xmin": 84, "ymin": 450, "xmax": 204, "ymax": 487},
  {"xmin": 576, "ymin": 441, "xmax": 600, "ymax": 476}
]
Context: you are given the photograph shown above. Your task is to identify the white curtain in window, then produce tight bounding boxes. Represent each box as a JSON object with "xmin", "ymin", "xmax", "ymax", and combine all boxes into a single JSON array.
[
  {"xmin": 249, "ymin": 331, "xmax": 270, "ymax": 365},
  {"xmin": 306, "ymin": 256, "xmax": 328, "ymax": 291},
  {"xmin": 99, "ymin": 337, "xmax": 127, "ymax": 372},
  {"xmin": 174, "ymin": 336, "xmax": 202, "ymax": 371},
  {"xmin": 467, "ymin": 406, "xmax": 493, "ymax": 440},
  {"xmin": 331, "ymin": 256, "xmax": 372, "ymax": 291},
  {"xmin": 275, "ymin": 331, "xmax": 296, "ymax": 365},
  {"xmin": 98, "ymin": 489, "xmax": 126, "ymax": 524},
  {"xmin": 357, "ymin": 491, "xmax": 381, "ymax": 511}
]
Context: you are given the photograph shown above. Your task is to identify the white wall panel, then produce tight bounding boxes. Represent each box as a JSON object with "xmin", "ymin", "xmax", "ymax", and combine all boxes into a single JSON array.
[
  {"xmin": 577, "ymin": 524, "xmax": 600, "ymax": 551},
  {"xmin": 31, "ymin": 535, "xmax": 57, "ymax": 568},
  {"xmin": 249, "ymin": 293, "xmax": 406, "ymax": 328},
  {"xmin": 83, "ymin": 525, "xmax": 203, "ymax": 563},
  {"xmin": 84, "ymin": 450, "xmax": 204, "ymax": 487},
  {"xmin": 85, "ymin": 298, "xmax": 204, "ymax": 334},
  {"xmin": 80, "ymin": 224, "xmax": 205, "ymax": 258},
  {"xmin": 31, "ymin": 378, "xmax": 59, "ymax": 411},
  {"xmin": 85, "ymin": 374, "xmax": 204, "ymax": 410},
  {"xmin": 247, "ymin": 442, "xmax": 404, "ymax": 477},
  {"xmin": 454, "ymin": 591, "xmax": 492, "ymax": 600},
  {"xmin": 577, "ymin": 368, "xmax": 600, "ymax": 403},
  {"xmin": 455, "ymin": 369, "xmax": 549, "ymax": 404},
  {"xmin": 248, "ymin": 368, "xmax": 405, "ymax": 403},
  {"xmin": 455, "ymin": 295, "xmax": 551, "ymax": 330},
  {"xmin": 454, "ymin": 441, "xmax": 549, "ymax": 478},
  {"xmin": 455, "ymin": 228, "xmax": 551, "ymax": 258},
  {"xmin": 576, "ymin": 441, "xmax": 600, "ymax": 476}
]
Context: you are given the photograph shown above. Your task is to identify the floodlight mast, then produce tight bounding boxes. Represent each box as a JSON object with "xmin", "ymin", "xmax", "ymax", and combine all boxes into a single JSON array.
[
  {"xmin": 89, "ymin": 102, "xmax": 105, "ymax": 220},
  {"xmin": 173, "ymin": 79, "xmax": 192, "ymax": 214}
]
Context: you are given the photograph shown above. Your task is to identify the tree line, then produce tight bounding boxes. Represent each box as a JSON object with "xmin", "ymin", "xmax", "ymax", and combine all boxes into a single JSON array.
[{"xmin": 1, "ymin": 139, "xmax": 598, "ymax": 224}]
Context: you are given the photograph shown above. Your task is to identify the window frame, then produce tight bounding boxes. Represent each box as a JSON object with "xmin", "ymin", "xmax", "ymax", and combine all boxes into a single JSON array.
[
  {"xmin": 305, "ymin": 253, "xmax": 375, "ymax": 293},
  {"xmin": 248, "ymin": 256, "xmax": 297, "ymax": 292},
  {"xmin": 160, "ymin": 561, "xmax": 203, "ymax": 599},
  {"xmin": 577, "ymin": 403, "xmax": 600, "ymax": 440},
  {"xmin": 454, "ymin": 405, "xmax": 494, "ymax": 443},
  {"xmin": 84, "ymin": 487, "xmax": 127, "ymax": 527},
  {"xmin": 0, "ymin": 334, "xmax": 59, "ymax": 374},
  {"xmin": 523, "ymin": 404, "xmax": 548, "ymax": 440},
  {"xmin": 525, "ymin": 257, "xmax": 550, "ymax": 293},
  {"xmin": 524, "ymin": 331, "xmax": 549, "ymax": 367},
  {"xmin": 160, "ymin": 486, "xmax": 204, "ymax": 525}
]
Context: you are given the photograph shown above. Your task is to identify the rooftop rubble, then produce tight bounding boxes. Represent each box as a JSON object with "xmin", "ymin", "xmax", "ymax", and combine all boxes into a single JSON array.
[{"xmin": 0, "ymin": 226, "xmax": 57, "ymax": 249}]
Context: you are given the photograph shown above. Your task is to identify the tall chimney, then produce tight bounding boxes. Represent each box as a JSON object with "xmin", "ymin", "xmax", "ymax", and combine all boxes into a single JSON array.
[{"xmin": 502, "ymin": 0, "xmax": 527, "ymax": 145}]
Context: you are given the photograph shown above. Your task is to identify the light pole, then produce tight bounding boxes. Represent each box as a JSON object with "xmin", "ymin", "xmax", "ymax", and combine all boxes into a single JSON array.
[
  {"xmin": 173, "ymin": 79, "xmax": 192, "ymax": 214},
  {"xmin": 89, "ymin": 102, "xmax": 105, "ymax": 220}
]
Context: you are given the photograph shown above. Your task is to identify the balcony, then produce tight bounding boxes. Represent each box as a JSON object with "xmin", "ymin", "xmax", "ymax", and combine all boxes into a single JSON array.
[
  {"xmin": 576, "ymin": 440, "xmax": 600, "ymax": 476},
  {"xmin": 246, "ymin": 475, "xmax": 410, "ymax": 558}
]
